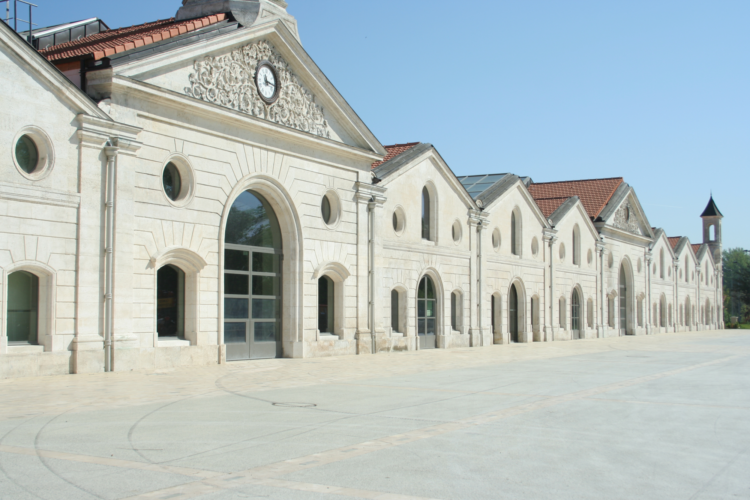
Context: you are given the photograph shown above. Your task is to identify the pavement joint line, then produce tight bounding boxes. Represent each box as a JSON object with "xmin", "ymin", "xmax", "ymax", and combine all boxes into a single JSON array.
[{"xmin": 116, "ymin": 352, "xmax": 745, "ymax": 500}]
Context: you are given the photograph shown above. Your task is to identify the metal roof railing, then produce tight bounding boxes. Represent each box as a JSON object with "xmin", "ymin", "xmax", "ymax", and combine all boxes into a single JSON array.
[{"xmin": 1, "ymin": 0, "xmax": 38, "ymax": 44}]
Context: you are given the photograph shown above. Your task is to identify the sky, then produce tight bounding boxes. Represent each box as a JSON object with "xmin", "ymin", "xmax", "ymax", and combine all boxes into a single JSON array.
[{"xmin": 20, "ymin": 0, "xmax": 750, "ymax": 251}]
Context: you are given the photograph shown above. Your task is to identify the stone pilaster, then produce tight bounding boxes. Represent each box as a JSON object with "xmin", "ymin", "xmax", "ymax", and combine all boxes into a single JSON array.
[{"xmin": 543, "ymin": 229, "xmax": 557, "ymax": 341}]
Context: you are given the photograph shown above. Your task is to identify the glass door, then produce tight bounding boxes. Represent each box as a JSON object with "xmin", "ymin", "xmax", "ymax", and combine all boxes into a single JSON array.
[
  {"xmin": 417, "ymin": 276, "xmax": 436, "ymax": 349},
  {"xmin": 224, "ymin": 246, "xmax": 281, "ymax": 360}
]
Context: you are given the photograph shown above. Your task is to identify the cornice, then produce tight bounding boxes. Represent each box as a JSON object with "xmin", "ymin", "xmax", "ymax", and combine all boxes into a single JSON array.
[{"xmin": 0, "ymin": 182, "xmax": 80, "ymax": 209}]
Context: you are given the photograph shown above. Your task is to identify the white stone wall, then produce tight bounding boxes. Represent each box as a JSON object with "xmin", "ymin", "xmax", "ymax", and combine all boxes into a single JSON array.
[{"xmin": 0, "ymin": 47, "xmax": 82, "ymax": 376}]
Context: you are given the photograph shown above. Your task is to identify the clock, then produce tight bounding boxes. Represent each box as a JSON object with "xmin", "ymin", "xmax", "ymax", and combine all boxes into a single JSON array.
[{"xmin": 255, "ymin": 61, "xmax": 280, "ymax": 104}]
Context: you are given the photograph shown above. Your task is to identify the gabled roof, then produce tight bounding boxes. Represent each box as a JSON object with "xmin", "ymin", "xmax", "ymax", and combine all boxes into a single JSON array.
[
  {"xmin": 528, "ymin": 177, "xmax": 623, "ymax": 220},
  {"xmin": 693, "ymin": 244, "xmax": 703, "ymax": 256},
  {"xmin": 39, "ymin": 14, "xmax": 227, "ymax": 62},
  {"xmin": 700, "ymin": 196, "xmax": 723, "ymax": 217},
  {"xmin": 372, "ymin": 142, "xmax": 421, "ymax": 169},
  {"xmin": 0, "ymin": 20, "xmax": 111, "ymax": 120},
  {"xmin": 668, "ymin": 237, "xmax": 681, "ymax": 250},
  {"xmin": 548, "ymin": 196, "xmax": 579, "ymax": 226}
]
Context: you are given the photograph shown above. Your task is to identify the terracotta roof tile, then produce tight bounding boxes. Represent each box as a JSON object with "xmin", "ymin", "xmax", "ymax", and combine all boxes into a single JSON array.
[
  {"xmin": 692, "ymin": 244, "xmax": 702, "ymax": 255},
  {"xmin": 528, "ymin": 177, "xmax": 623, "ymax": 220},
  {"xmin": 39, "ymin": 14, "xmax": 226, "ymax": 62},
  {"xmin": 668, "ymin": 237, "xmax": 681, "ymax": 249},
  {"xmin": 372, "ymin": 142, "xmax": 420, "ymax": 169},
  {"xmin": 533, "ymin": 196, "xmax": 571, "ymax": 218}
]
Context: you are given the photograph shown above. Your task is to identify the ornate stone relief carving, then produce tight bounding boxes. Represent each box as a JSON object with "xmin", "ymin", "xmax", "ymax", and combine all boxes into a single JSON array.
[
  {"xmin": 613, "ymin": 202, "xmax": 643, "ymax": 235},
  {"xmin": 185, "ymin": 40, "xmax": 333, "ymax": 139}
]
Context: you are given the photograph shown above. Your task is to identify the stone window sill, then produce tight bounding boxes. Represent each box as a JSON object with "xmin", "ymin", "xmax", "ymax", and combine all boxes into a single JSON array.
[{"xmin": 158, "ymin": 338, "xmax": 190, "ymax": 348}]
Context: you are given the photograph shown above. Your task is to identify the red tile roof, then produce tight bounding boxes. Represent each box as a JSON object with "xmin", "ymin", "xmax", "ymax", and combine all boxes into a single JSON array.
[
  {"xmin": 533, "ymin": 196, "xmax": 571, "ymax": 218},
  {"xmin": 39, "ymin": 14, "xmax": 226, "ymax": 62},
  {"xmin": 528, "ymin": 177, "xmax": 623, "ymax": 220},
  {"xmin": 372, "ymin": 142, "xmax": 420, "ymax": 169},
  {"xmin": 668, "ymin": 237, "xmax": 681, "ymax": 249},
  {"xmin": 692, "ymin": 244, "xmax": 702, "ymax": 255}
]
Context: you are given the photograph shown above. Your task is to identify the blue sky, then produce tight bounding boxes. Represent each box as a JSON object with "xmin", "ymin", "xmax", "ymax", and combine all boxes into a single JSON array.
[{"xmin": 25, "ymin": 0, "xmax": 750, "ymax": 250}]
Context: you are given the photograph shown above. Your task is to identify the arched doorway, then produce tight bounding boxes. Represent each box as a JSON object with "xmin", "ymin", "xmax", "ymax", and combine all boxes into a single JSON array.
[
  {"xmin": 318, "ymin": 275, "xmax": 334, "ymax": 334},
  {"xmin": 571, "ymin": 289, "xmax": 581, "ymax": 340},
  {"xmin": 509, "ymin": 284, "xmax": 520, "ymax": 343},
  {"xmin": 157, "ymin": 265, "xmax": 185, "ymax": 339},
  {"xmin": 417, "ymin": 276, "xmax": 437, "ymax": 349},
  {"xmin": 619, "ymin": 264, "xmax": 628, "ymax": 336},
  {"xmin": 224, "ymin": 190, "xmax": 282, "ymax": 360}
]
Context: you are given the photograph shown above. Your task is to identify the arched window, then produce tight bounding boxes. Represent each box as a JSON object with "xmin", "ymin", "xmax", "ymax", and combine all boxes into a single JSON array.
[
  {"xmin": 421, "ymin": 187, "xmax": 431, "ymax": 241},
  {"xmin": 685, "ymin": 259, "xmax": 689, "ymax": 283},
  {"xmin": 7, "ymin": 271, "xmax": 39, "ymax": 345},
  {"xmin": 531, "ymin": 296, "xmax": 540, "ymax": 339},
  {"xmin": 318, "ymin": 275, "xmax": 334, "ymax": 334},
  {"xmin": 417, "ymin": 276, "xmax": 437, "ymax": 348},
  {"xmin": 491, "ymin": 292, "xmax": 502, "ymax": 343},
  {"xmin": 571, "ymin": 290, "xmax": 580, "ymax": 338},
  {"xmin": 572, "ymin": 226, "xmax": 580, "ymax": 266},
  {"xmin": 391, "ymin": 289, "xmax": 400, "ymax": 333},
  {"xmin": 509, "ymin": 285, "xmax": 520, "ymax": 342},
  {"xmin": 157, "ymin": 265, "xmax": 185, "ymax": 338},
  {"xmin": 660, "ymin": 249, "xmax": 665, "ymax": 279},
  {"xmin": 709, "ymin": 225, "xmax": 715, "ymax": 241},
  {"xmin": 619, "ymin": 265, "xmax": 628, "ymax": 334},
  {"xmin": 587, "ymin": 298, "xmax": 594, "ymax": 328},
  {"xmin": 451, "ymin": 291, "xmax": 462, "ymax": 332},
  {"xmin": 511, "ymin": 212, "xmax": 517, "ymax": 256}
]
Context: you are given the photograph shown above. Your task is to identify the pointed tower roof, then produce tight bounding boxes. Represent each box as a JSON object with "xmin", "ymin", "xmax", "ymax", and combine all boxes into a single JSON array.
[{"xmin": 700, "ymin": 195, "xmax": 723, "ymax": 218}]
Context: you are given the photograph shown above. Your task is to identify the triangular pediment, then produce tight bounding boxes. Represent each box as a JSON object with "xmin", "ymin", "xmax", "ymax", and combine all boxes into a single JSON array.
[
  {"xmin": 110, "ymin": 20, "xmax": 385, "ymax": 155},
  {"xmin": 603, "ymin": 190, "xmax": 652, "ymax": 238}
]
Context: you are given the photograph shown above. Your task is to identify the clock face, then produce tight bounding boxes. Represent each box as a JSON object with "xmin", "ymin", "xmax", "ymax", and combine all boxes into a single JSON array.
[{"xmin": 256, "ymin": 63, "xmax": 279, "ymax": 103}]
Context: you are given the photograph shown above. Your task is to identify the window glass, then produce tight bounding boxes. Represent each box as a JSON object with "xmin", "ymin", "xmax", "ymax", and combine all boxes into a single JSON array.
[
  {"xmin": 224, "ymin": 274, "xmax": 249, "ymax": 295},
  {"xmin": 157, "ymin": 265, "xmax": 184, "ymax": 338},
  {"xmin": 15, "ymin": 135, "xmax": 39, "ymax": 174},
  {"xmin": 225, "ymin": 249, "xmax": 249, "ymax": 271},
  {"xmin": 511, "ymin": 212, "xmax": 517, "ymax": 255},
  {"xmin": 391, "ymin": 290, "xmax": 399, "ymax": 332},
  {"xmin": 225, "ymin": 191, "xmax": 282, "ymax": 248},
  {"xmin": 224, "ymin": 323, "xmax": 246, "ymax": 343},
  {"xmin": 7, "ymin": 271, "xmax": 39, "ymax": 344},
  {"xmin": 163, "ymin": 162, "xmax": 182, "ymax": 201},
  {"xmin": 421, "ymin": 187, "xmax": 431, "ymax": 240},
  {"xmin": 321, "ymin": 195, "xmax": 332, "ymax": 224}
]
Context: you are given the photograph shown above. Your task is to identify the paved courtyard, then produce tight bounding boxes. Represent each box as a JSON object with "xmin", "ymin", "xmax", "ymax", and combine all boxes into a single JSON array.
[{"xmin": 1, "ymin": 330, "xmax": 749, "ymax": 500}]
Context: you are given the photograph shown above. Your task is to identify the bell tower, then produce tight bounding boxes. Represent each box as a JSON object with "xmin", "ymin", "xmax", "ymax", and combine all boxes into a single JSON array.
[{"xmin": 700, "ymin": 195, "xmax": 723, "ymax": 266}]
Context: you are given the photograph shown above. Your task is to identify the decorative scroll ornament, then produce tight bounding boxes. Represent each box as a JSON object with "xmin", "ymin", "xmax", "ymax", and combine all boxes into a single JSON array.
[
  {"xmin": 613, "ymin": 202, "xmax": 642, "ymax": 235},
  {"xmin": 185, "ymin": 40, "xmax": 332, "ymax": 139}
]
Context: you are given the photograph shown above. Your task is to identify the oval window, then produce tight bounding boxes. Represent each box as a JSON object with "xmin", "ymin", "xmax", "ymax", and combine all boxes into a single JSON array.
[
  {"xmin": 163, "ymin": 162, "xmax": 182, "ymax": 201},
  {"xmin": 393, "ymin": 212, "xmax": 398, "ymax": 231},
  {"xmin": 321, "ymin": 195, "xmax": 332, "ymax": 224},
  {"xmin": 15, "ymin": 135, "xmax": 39, "ymax": 174},
  {"xmin": 452, "ymin": 220, "xmax": 461, "ymax": 243},
  {"xmin": 492, "ymin": 228, "xmax": 501, "ymax": 251}
]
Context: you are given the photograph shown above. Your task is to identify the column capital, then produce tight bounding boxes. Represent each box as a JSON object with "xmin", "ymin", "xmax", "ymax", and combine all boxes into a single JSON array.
[{"xmin": 543, "ymin": 228, "xmax": 558, "ymax": 244}]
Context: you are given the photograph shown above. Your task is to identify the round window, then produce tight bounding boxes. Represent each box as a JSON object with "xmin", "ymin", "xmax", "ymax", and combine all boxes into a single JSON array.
[
  {"xmin": 452, "ymin": 220, "xmax": 462, "ymax": 244},
  {"xmin": 392, "ymin": 206, "xmax": 405, "ymax": 235},
  {"xmin": 15, "ymin": 135, "xmax": 39, "ymax": 174},
  {"xmin": 321, "ymin": 195, "xmax": 332, "ymax": 224},
  {"xmin": 163, "ymin": 162, "xmax": 182, "ymax": 202},
  {"xmin": 492, "ymin": 228, "xmax": 501, "ymax": 251}
]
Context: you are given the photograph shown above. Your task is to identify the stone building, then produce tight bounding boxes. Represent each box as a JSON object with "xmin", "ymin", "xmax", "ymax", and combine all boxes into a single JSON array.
[{"xmin": 0, "ymin": 0, "xmax": 724, "ymax": 378}]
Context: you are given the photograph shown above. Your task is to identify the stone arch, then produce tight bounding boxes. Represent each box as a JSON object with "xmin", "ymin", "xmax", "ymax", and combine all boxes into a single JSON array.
[
  {"xmin": 150, "ymin": 247, "xmax": 208, "ymax": 347},
  {"xmin": 570, "ymin": 284, "xmax": 585, "ymax": 339},
  {"xmin": 219, "ymin": 173, "xmax": 303, "ymax": 358},
  {"xmin": 416, "ymin": 267, "xmax": 445, "ymax": 345},
  {"xmin": 507, "ymin": 278, "xmax": 527, "ymax": 342},
  {"xmin": 2, "ymin": 260, "xmax": 56, "ymax": 353},
  {"xmin": 450, "ymin": 287, "xmax": 465, "ymax": 333},
  {"xmin": 313, "ymin": 262, "xmax": 350, "ymax": 339}
]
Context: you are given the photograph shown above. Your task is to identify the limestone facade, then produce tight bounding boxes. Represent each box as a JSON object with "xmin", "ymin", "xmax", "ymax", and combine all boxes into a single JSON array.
[{"xmin": 0, "ymin": 2, "xmax": 724, "ymax": 378}]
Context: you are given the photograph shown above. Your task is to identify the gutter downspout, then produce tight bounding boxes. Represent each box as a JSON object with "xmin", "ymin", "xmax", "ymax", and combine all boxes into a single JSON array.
[
  {"xmin": 104, "ymin": 143, "xmax": 119, "ymax": 372},
  {"xmin": 477, "ymin": 220, "xmax": 483, "ymax": 346},
  {"xmin": 547, "ymin": 232, "xmax": 558, "ymax": 341},
  {"xmin": 368, "ymin": 198, "xmax": 376, "ymax": 354}
]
